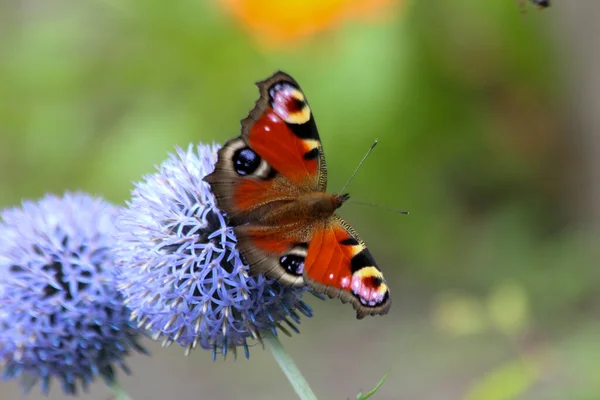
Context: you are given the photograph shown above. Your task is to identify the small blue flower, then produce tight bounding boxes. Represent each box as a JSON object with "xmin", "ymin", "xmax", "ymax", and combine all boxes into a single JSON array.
[
  {"xmin": 115, "ymin": 143, "xmax": 312, "ymax": 360},
  {"xmin": 0, "ymin": 193, "xmax": 147, "ymax": 395}
]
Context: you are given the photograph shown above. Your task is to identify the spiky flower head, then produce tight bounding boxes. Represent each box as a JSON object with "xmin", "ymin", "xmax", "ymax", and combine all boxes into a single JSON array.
[
  {"xmin": 115, "ymin": 143, "xmax": 312, "ymax": 360},
  {"xmin": 0, "ymin": 192, "xmax": 147, "ymax": 395}
]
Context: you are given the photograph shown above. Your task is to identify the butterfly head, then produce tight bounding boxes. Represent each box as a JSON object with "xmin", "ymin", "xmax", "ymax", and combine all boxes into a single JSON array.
[
  {"xmin": 297, "ymin": 192, "xmax": 349, "ymax": 220},
  {"xmin": 333, "ymin": 193, "xmax": 350, "ymax": 209}
]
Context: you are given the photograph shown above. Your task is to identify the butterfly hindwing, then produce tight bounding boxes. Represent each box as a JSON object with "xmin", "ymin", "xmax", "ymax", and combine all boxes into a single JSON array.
[
  {"xmin": 303, "ymin": 215, "xmax": 391, "ymax": 319},
  {"xmin": 233, "ymin": 223, "xmax": 313, "ymax": 287}
]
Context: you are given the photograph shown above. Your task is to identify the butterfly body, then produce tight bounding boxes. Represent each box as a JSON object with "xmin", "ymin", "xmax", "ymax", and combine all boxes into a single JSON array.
[
  {"xmin": 205, "ymin": 72, "xmax": 390, "ymax": 319},
  {"xmin": 242, "ymin": 192, "xmax": 347, "ymax": 227}
]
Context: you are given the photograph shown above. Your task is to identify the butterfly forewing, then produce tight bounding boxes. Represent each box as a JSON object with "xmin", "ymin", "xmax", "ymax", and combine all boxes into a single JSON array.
[{"xmin": 242, "ymin": 72, "xmax": 328, "ymax": 193}]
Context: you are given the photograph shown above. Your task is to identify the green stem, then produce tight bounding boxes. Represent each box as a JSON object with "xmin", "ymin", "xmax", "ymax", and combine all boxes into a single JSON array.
[
  {"xmin": 108, "ymin": 379, "xmax": 133, "ymax": 400},
  {"xmin": 264, "ymin": 333, "xmax": 318, "ymax": 400}
]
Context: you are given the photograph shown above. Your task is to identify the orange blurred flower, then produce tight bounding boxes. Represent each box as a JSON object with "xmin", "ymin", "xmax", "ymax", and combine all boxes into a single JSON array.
[{"xmin": 221, "ymin": 0, "xmax": 404, "ymax": 48}]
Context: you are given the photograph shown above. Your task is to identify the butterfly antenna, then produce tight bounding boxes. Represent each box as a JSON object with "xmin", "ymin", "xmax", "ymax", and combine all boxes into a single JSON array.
[
  {"xmin": 348, "ymin": 200, "xmax": 409, "ymax": 215},
  {"xmin": 339, "ymin": 140, "xmax": 378, "ymax": 194}
]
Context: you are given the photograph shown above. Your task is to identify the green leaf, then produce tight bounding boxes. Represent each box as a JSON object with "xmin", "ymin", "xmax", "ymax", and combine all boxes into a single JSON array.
[{"xmin": 355, "ymin": 371, "xmax": 389, "ymax": 400}]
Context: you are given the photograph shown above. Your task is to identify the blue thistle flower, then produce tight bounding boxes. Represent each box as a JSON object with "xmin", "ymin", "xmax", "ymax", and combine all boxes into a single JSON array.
[
  {"xmin": 0, "ymin": 193, "xmax": 147, "ymax": 395},
  {"xmin": 115, "ymin": 143, "xmax": 312, "ymax": 360}
]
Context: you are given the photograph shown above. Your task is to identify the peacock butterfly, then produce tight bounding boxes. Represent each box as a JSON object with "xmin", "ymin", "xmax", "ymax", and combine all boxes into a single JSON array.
[
  {"xmin": 204, "ymin": 71, "xmax": 390, "ymax": 319},
  {"xmin": 518, "ymin": 0, "xmax": 550, "ymax": 11},
  {"xmin": 527, "ymin": 0, "xmax": 550, "ymax": 8}
]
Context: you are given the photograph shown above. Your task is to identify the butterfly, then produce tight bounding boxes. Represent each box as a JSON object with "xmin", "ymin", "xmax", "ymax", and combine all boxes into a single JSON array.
[
  {"xmin": 518, "ymin": 0, "xmax": 550, "ymax": 11},
  {"xmin": 528, "ymin": 0, "xmax": 550, "ymax": 8},
  {"xmin": 204, "ymin": 71, "xmax": 390, "ymax": 319}
]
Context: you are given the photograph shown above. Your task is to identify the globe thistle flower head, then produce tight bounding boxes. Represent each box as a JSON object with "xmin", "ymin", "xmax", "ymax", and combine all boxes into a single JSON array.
[
  {"xmin": 0, "ymin": 192, "xmax": 147, "ymax": 395},
  {"xmin": 115, "ymin": 143, "xmax": 312, "ymax": 360}
]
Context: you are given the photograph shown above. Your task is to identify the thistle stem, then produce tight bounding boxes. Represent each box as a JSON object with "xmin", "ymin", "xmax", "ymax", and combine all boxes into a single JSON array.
[
  {"xmin": 109, "ymin": 380, "xmax": 133, "ymax": 400},
  {"xmin": 264, "ymin": 333, "xmax": 318, "ymax": 400}
]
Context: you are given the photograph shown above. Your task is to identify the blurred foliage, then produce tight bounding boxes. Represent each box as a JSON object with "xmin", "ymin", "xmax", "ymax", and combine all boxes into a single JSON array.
[
  {"xmin": 1, "ymin": 0, "xmax": 599, "ymax": 399},
  {"xmin": 463, "ymin": 355, "xmax": 540, "ymax": 400}
]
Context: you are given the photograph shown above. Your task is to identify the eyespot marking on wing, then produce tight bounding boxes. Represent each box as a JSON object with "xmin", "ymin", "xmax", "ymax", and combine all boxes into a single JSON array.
[
  {"xmin": 279, "ymin": 243, "xmax": 308, "ymax": 277},
  {"xmin": 269, "ymin": 82, "xmax": 311, "ymax": 125},
  {"xmin": 232, "ymin": 147, "xmax": 261, "ymax": 176},
  {"xmin": 351, "ymin": 266, "xmax": 389, "ymax": 307},
  {"xmin": 223, "ymin": 139, "xmax": 276, "ymax": 181}
]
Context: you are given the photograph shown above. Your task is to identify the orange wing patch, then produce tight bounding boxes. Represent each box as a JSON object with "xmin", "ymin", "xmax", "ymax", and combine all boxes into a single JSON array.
[
  {"xmin": 236, "ymin": 224, "xmax": 295, "ymax": 255},
  {"xmin": 303, "ymin": 216, "xmax": 391, "ymax": 318},
  {"xmin": 248, "ymin": 108, "xmax": 318, "ymax": 187},
  {"xmin": 233, "ymin": 178, "xmax": 279, "ymax": 212},
  {"xmin": 304, "ymin": 224, "xmax": 351, "ymax": 288}
]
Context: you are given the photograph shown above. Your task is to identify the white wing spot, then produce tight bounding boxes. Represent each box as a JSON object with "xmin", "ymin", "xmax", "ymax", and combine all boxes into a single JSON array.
[{"xmin": 341, "ymin": 277, "xmax": 350, "ymax": 288}]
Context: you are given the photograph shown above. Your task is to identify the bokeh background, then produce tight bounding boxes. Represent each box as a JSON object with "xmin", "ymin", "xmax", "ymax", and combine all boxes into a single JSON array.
[{"xmin": 1, "ymin": 0, "xmax": 599, "ymax": 399}]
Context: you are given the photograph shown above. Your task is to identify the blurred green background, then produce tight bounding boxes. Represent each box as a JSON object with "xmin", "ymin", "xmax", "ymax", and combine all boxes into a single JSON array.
[{"xmin": 2, "ymin": 0, "xmax": 599, "ymax": 399}]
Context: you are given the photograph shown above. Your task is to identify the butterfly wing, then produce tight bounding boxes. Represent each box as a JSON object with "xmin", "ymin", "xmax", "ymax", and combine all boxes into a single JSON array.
[
  {"xmin": 204, "ymin": 71, "xmax": 327, "ymax": 224},
  {"xmin": 303, "ymin": 214, "xmax": 391, "ymax": 319},
  {"xmin": 232, "ymin": 222, "xmax": 315, "ymax": 287},
  {"xmin": 204, "ymin": 71, "xmax": 327, "ymax": 284},
  {"xmin": 241, "ymin": 71, "xmax": 327, "ymax": 192}
]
